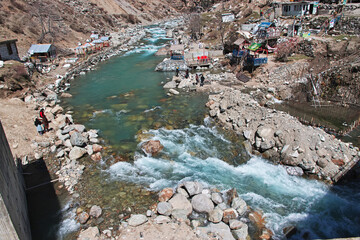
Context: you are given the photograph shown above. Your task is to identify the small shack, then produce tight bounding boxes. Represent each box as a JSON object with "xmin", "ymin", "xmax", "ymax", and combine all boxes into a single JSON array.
[
  {"xmin": 274, "ymin": 1, "xmax": 318, "ymax": 17},
  {"xmin": 222, "ymin": 13, "xmax": 235, "ymax": 22},
  {"xmin": 170, "ymin": 44, "xmax": 184, "ymax": 60},
  {"xmin": 28, "ymin": 44, "xmax": 56, "ymax": 62},
  {"xmin": 0, "ymin": 39, "xmax": 20, "ymax": 61},
  {"xmin": 100, "ymin": 36, "xmax": 110, "ymax": 47}
]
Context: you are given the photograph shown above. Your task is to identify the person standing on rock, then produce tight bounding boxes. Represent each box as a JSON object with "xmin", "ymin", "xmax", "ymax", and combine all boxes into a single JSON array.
[
  {"xmin": 34, "ymin": 118, "xmax": 44, "ymax": 135},
  {"xmin": 195, "ymin": 74, "xmax": 199, "ymax": 85},
  {"xmin": 176, "ymin": 67, "xmax": 179, "ymax": 77},
  {"xmin": 185, "ymin": 69, "xmax": 189, "ymax": 79},
  {"xmin": 200, "ymin": 74, "xmax": 205, "ymax": 86},
  {"xmin": 39, "ymin": 109, "xmax": 49, "ymax": 132}
]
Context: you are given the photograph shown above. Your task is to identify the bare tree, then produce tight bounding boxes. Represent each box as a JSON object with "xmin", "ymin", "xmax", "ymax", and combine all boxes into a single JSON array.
[{"xmin": 188, "ymin": 13, "xmax": 201, "ymax": 40}]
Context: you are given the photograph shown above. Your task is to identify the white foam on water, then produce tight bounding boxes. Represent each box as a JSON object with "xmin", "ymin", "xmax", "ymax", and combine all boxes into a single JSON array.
[
  {"xmin": 144, "ymin": 106, "xmax": 162, "ymax": 112},
  {"xmin": 57, "ymin": 201, "xmax": 80, "ymax": 239},
  {"xmin": 107, "ymin": 124, "xmax": 360, "ymax": 238}
]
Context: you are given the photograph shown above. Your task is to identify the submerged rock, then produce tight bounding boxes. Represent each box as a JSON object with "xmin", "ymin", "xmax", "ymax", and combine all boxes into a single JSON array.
[{"xmin": 90, "ymin": 205, "xmax": 102, "ymax": 218}]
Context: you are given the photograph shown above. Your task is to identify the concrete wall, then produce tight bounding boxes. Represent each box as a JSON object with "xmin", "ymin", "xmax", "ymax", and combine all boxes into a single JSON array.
[
  {"xmin": 0, "ymin": 121, "xmax": 31, "ymax": 240},
  {"xmin": 0, "ymin": 41, "xmax": 20, "ymax": 61}
]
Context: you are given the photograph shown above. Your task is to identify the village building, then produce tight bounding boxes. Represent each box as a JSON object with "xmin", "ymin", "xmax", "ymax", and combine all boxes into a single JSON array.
[
  {"xmin": 222, "ymin": 13, "xmax": 235, "ymax": 22},
  {"xmin": 0, "ymin": 39, "xmax": 20, "ymax": 61},
  {"xmin": 273, "ymin": 1, "xmax": 319, "ymax": 17},
  {"xmin": 28, "ymin": 44, "xmax": 56, "ymax": 62}
]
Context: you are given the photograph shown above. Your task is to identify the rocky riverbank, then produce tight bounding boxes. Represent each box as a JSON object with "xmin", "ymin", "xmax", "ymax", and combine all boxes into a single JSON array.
[
  {"xmin": 77, "ymin": 181, "xmax": 258, "ymax": 240},
  {"xmin": 206, "ymin": 89, "xmax": 359, "ymax": 182}
]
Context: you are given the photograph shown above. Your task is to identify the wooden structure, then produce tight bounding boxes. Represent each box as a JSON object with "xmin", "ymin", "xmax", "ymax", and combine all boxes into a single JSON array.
[
  {"xmin": 170, "ymin": 44, "xmax": 184, "ymax": 60},
  {"xmin": 0, "ymin": 39, "xmax": 20, "ymax": 61},
  {"xmin": 28, "ymin": 44, "xmax": 56, "ymax": 62}
]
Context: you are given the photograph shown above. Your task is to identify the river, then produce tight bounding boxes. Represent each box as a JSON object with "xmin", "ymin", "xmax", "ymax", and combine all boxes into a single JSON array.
[{"xmin": 57, "ymin": 24, "xmax": 360, "ymax": 239}]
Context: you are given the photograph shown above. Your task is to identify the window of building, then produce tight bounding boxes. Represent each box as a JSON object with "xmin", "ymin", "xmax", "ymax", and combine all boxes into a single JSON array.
[{"xmin": 6, "ymin": 43, "xmax": 13, "ymax": 55}]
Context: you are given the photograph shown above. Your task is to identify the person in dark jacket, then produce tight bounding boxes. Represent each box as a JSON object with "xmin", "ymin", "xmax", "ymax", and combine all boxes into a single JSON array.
[{"xmin": 200, "ymin": 74, "xmax": 205, "ymax": 86}]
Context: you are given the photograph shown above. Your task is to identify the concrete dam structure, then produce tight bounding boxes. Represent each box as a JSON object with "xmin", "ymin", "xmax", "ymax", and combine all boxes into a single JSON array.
[{"xmin": 0, "ymin": 121, "xmax": 31, "ymax": 240}]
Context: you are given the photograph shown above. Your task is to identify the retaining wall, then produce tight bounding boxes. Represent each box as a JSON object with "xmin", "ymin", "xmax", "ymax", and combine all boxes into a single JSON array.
[{"xmin": 0, "ymin": 121, "xmax": 31, "ymax": 240}]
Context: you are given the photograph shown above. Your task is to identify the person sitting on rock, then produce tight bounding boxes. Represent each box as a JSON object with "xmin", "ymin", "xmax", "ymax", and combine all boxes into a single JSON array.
[
  {"xmin": 39, "ymin": 109, "xmax": 49, "ymax": 132},
  {"xmin": 34, "ymin": 118, "xmax": 44, "ymax": 135}
]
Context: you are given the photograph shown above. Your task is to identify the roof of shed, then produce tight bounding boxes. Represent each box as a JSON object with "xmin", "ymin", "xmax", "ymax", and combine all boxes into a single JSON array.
[{"xmin": 28, "ymin": 44, "xmax": 52, "ymax": 54}]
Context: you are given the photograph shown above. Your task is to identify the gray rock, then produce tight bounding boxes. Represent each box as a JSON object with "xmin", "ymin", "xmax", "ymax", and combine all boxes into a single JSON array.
[
  {"xmin": 208, "ymin": 207, "xmax": 223, "ymax": 223},
  {"xmin": 73, "ymin": 124, "xmax": 86, "ymax": 133},
  {"xmin": 197, "ymin": 222, "xmax": 235, "ymax": 240},
  {"xmin": 232, "ymin": 223, "xmax": 249, "ymax": 240},
  {"xmin": 62, "ymin": 126, "xmax": 75, "ymax": 134},
  {"xmin": 177, "ymin": 186, "xmax": 190, "ymax": 198},
  {"xmin": 157, "ymin": 202, "xmax": 173, "ymax": 216},
  {"xmin": 56, "ymin": 150, "xmax": 65, "ymax": 158},
  {"xmin": 70, "ymin": 132, "xmax": 87, "ymax": 147},
  {"xmin": 64, "ymin": 139, "xmax": 72, "ymax": 148},
  {"xmin": 58, "ymin": 133, "xmax": 70, "ymax": 141},
  {"xmin": 257, "ymin": 127, "xmax": 273, "ymax": 139},
  {"xmin": 127, "ymin": 214, "xmax": 148, "ymax": 227},
  {"xmin": 231, "ymin": 197, "xmax": 247, "ymax": 216},
  {"xmin": 171, "ymin": 209, "xmax": 188, "ymax": 221},
  {"xmin": 211, "ymin": 192, "xmax": 223, "ymax": 205},
  {"xmin": 78, "ymin": 212, "xmax": 89, "ymax": 224},
  {"xmin": 168, "ymin": 194, "xmax": 192, "ymax": 216},
  {"xmin": 217, "ymin": 202, "xmax": 227, "ymax": 211},
  {"xmin": 243, "ymin": 130, "xmax": 251, "ymax": 140},
  {"xmin": 229, "ymin": 219, "xmax": 246, "ymax": 230},
  {"xmin": 163, "ymin": 81, "xmax": 177, "ymax": 89},
  {"xmin": 285, "ymin": 166, "xmax": 304, "ymax": 176},
  {"xmin": 192, "ymin": 194, "xmax": 214, "ymax": 214},
  {"xmin": 85, "ymin": 145, "xmax": 94, "ymax": 156},
  {"xmin": 154, "ymin": 215, "xmax": 171, "ymax": 224},
  {"xmin": 69, "ymin": 146, "xmax": 87, "ymax": 160},
  {"xmin": 169, "ymin": 89, "xmax": 180, "ymax": 95},
  {"xmin": 184, "ymin": 181, "xmax": 203, "ymax": 196},
  {"xmin": 89, "ymin": 205, "xmax": 102, "ymax": 218},
  {"xmin": 50, "ymin": 145, "xmax": 57, "ymax": 153},
  {"xmin": 146, "ymin": 210, "xmax": 153, "ymax": 217}
]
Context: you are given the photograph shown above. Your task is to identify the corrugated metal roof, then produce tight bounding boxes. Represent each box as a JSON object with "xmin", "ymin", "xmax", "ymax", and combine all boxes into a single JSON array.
[
  {"xmin": 28, "ymin": 44, "xmax": 52, "ymax": 54},
  {"xmin": 100, "ymin": 36, "xmax": 110, "ymax": 41}
]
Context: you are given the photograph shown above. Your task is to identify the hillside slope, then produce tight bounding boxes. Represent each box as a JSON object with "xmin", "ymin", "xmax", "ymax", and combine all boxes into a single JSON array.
[{"xmin": 0, "ymin": 0, "xmax": 183, "ymax": 57}]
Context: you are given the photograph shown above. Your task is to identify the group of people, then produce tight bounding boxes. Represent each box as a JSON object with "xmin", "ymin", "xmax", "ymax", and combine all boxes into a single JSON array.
[
  {"xmin": 195, "ymin": 73, "xmax": 205, "ymax": 86},
  {"xmin": 34, "ymin": 109, "xmax": 49, "ymax": 135}
]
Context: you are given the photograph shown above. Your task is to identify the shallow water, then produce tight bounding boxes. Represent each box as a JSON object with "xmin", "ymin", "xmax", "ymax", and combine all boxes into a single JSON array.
[{"xmin": 58, "ymin": 25, "xmax": 360, "ymax": 239}]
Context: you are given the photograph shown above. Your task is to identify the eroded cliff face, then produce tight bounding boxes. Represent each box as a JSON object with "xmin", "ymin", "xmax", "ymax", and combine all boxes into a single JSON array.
[{"xmin": 0, "ymin": 0, "xmax": 183, "ymax": 56}]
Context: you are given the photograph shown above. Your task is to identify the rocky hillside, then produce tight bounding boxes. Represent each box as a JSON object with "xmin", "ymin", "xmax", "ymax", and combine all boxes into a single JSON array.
[{"xmin": 0, "ymin": 0, "xmax": 184, "ymax": 57}]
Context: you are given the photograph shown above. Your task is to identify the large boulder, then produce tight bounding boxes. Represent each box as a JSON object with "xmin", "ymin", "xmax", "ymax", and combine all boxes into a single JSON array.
[
  {"xmin": 127, "ymin": 214, "xmax": 148, "ymax": 227},
  {"xmin": 231, "ymin": 197, "xmax": 247, "ymax": 216},
  {"xmin": 232, "ymin": 223, "xmax": 249, "ymax": 240},
  {"xmin": 168, "ymin": 194, "xmax": 192, "ymax": 216},
  {"xmin": 191, "ymin": 194, "xmax": 214, "ymax": 214},
  {"xmin": 141, "ymin": 140, "xmax": 164, "ymax": 156},
  {"xmin": 197, "ymin": 222, "xmax": 235, "ymax": 240},
  {"xmin": 208, "ymin": 207, "xmax": 223, "ymax": 223},
  {"xmin": 183, "ymin": 181, "xmax": 203, "ymax": 196},
  {"xmin": 69, "ymin": 146, "xmax": 87, "ymax": 160},
  {"xmin": 157, "ymin": 202, "xmax": 173, "ymax": 216},
  {"xmin": 163, "ymin": 81, "xmax": 177, "ymax": 89},
  {"xmin": 211, "ymin": 192, "xmax": 223, "ymax": 205},
  {"xmin": 70, "ymin": 132, "xmax": 87, "ymax": 147}
]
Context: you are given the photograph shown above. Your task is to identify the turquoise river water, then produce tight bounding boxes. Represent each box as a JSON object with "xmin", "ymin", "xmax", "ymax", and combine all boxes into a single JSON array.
[{"xmin": 56, "ymin": 25, "xmax": 360, "ymax": 240}]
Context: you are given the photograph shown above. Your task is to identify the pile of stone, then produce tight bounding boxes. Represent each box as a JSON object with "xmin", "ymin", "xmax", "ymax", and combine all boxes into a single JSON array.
[
  {"xmin": 124, "ymin": 181, "xmax": 250, "ymax": 240},
  {"xmin": 155, "ymin": 59, "xmax": 188, "ymax": 72},
  {"xmin": 163, "ymin": 75, "xmax": 195, "ymax": 95},
  {"xmin": 24, "ymin": 86, "xmax": 103, "ymax": 194},
  {"xmin": 206, "ymin": 89, "xmax": 359, "ymax": 182}
]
